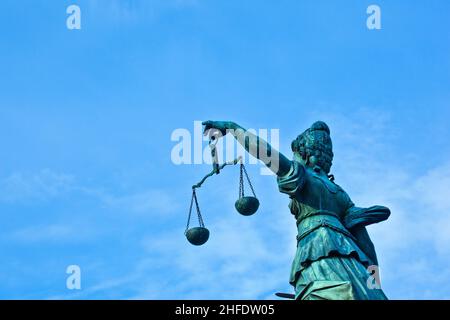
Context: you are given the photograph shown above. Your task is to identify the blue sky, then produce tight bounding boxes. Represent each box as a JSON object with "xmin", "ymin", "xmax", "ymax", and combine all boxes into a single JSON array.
[{"xmin": 1, "ymin": 0, "xmax": 450, "ymax": 299}]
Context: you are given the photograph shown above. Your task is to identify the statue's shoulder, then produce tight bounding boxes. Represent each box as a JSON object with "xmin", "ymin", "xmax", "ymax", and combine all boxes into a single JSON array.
[
  {"xmin": 307, "ymin": 168, "xmax": 345, "ymax": 195},
  {"xmin": 329, "ymin": 179, "xmax": 347, "ymax": 194}
]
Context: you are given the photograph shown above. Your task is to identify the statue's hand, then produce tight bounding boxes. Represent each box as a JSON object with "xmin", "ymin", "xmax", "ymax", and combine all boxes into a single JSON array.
[{"xmin": 202, "ymin": 120, "xmax": 236, "ymax": 138}]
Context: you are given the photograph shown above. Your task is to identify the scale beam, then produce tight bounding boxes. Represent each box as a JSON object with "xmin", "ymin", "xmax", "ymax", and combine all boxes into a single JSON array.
[{"xmin": 192, "ymin": 156, "xmax": 242, "ymax": 190}]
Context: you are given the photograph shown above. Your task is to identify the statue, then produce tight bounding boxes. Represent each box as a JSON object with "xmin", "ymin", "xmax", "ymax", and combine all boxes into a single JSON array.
[{"xmin": 200, "ymin": 120, "xmax": 390, "ymax": 300}]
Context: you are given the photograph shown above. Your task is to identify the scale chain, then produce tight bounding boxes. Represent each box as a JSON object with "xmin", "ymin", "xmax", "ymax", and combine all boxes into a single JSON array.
[
  {"xmin": 242, "ymin": 163, "xmax": 257, "ymax": 197},
  {"xmin": 239, "ymin": 163, "xmax": 244, "ymax": 198},
  {"xmin": 186, "ymin": 189, "xmax": 206, "ymax": 232},
  {"xmin": 192, "ymin": 189, "xmax": 205, "ymax": 228},
  {"xmin": 185, "ymin": 190, "xmax": 195, "ymax": 233}
]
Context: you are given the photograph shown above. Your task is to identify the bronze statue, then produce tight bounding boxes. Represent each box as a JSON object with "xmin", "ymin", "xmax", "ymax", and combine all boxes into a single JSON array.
[{"xmin": 198, "ymin": 120, "xmax": 390, "ymax": 300}]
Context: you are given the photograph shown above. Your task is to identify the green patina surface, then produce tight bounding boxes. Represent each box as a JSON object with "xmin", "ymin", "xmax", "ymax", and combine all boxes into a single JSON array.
[{"xmin": 190, "ymin": 120, "xmax": 390, "ymax": 300}]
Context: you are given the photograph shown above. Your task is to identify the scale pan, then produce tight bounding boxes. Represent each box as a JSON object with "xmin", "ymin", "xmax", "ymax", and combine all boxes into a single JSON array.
[
  {"xmin": 235, "ymin": 196, "xmax": 259, "ymax": 216},
  {"xmin": 186, "ymin": 227, "xmax": 210, "ymax": 246}
]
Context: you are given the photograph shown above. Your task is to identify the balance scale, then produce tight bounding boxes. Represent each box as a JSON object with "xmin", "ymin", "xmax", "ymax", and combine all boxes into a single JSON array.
[{"xmin": 184, "ymin": 133, "xmax": 260, "ymax": 246}]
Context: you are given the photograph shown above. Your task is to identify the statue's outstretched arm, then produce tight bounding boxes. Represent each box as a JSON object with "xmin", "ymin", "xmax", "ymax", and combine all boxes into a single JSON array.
[{"xmin": 203, "ymin": 120, "xmax": 292, "ymax": 176}]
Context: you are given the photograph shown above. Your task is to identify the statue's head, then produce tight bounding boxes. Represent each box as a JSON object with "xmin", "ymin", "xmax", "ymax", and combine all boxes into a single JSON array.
[{"xmin": 291, "ymin": 121, "xmax": 333, "ymax": 174}]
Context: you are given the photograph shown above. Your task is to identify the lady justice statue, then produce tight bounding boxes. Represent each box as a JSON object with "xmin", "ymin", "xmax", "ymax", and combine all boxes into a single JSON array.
[{"xmin": 202, "ymin": 120, "xmax": 390, "ymax": 300}]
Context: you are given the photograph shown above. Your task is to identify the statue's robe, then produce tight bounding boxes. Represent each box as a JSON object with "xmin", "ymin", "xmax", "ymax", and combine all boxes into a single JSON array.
[{"xmin": 277, "ymin": 161, "xmax": 390, "ymax": 300}]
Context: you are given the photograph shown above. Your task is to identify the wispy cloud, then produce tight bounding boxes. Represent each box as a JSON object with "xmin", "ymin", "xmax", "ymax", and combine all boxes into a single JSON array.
[
  {"xmin": 114, "ymin": 211, "xmax": 293, "ymax": 300},
  {"xmin": 311, "ymin": 108, "xmax": 450, "ymax": 299},
  {"xmin": 6, "ymin": 223, "xmax": 96, "ymax": 244},
  {"xmin": 0, "ymin": 169, "xmax": 75, "ymax": 203},
  {"xmin": 89, "ymin": 188, "xmax": 179, "ymax": 215},
  {"xmin": 45, "ymin": 107, "xmax": 450, "ymax": 300},
  {"xmin": 4, "ymin": 108, "xmax": 450, "ymax": 300},
  {"xmin": 46, "ymin": 189, "xmax": 296, "ymax": 300},
  {"xmin": 0, "ymin": 168, "xmax": 177, "ymax": 215}
]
